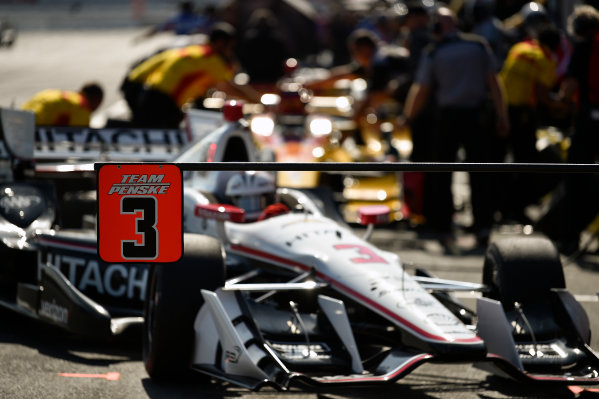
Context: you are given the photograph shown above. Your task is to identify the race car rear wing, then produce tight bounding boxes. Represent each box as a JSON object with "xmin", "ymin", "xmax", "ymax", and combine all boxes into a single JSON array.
[
  {"xmin": 0, "ymin": 106, "xmax": 227, "ymax": 175},
  {"xmin": 0, "ymin": 108, "xmax": 35, "ymax": 181},
  {"xmin": 34, "ymin": 108, "xmax": 225, "ymax": 162},
  {"xmin": 34, "ymin": 126, "xmax": 187, "ymax": 162},
  {"xmin": 0, "ymin": 108, "xmax": 35, "ymax": 160}
]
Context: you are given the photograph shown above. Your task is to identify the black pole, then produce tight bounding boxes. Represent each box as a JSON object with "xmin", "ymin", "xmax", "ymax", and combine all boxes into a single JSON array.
[{"xmin": 95, "ymin": 162, "xmax": 599, "ymax": 174}]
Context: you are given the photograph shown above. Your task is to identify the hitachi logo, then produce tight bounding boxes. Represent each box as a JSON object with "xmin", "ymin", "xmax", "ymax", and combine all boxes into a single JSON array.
[
  {"xmin": 39, "ymin": 252, "xmax": 148, "ymax": 301},
  {"xmin": 108, "ymin": 174, "xmax": 170, "ymax": 195}
]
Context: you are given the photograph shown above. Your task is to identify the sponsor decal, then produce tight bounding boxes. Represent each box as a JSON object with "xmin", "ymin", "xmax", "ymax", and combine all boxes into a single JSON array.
[
  {"xmin": 35, "ymin": 127, "xmax": 185, "ymax": 156},
  {"xmin": 408, "ymin": 297, "xmax": 436, "ymax": 307},
  {"xmin": 0, "ymin": 185, "xmax": 48, "ymax": 227},
  {"xmin": 285, "ymin": 229, "xmax": 342, "ymax": 247},
  {"xmin": 225, "ymin": 346, "xmax": 241, "ymax": 364},
  {"xmin": 425, "ymin": 312, "xmax": 460, "ymax": 327},
  {"xmin": 107, "ymin": 174, "xmax": 170, "ymax": 195},
  {"xmin": 39, "ymin": 251, "xmax": 147, "ymax": 301},
  {"xmin": 395, "ymin": 297, "xmax": 437, "ymax": 309},
  {"xmin": 39, "ymin": 299, "xmax": 69, "ymax": 324},
  {"xmin": 0, "ymin": 193, "xmax": 41, "ymax": 212}
]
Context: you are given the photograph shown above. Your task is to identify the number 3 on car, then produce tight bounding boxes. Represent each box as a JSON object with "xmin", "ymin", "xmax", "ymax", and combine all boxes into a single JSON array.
[{"xmin": 96, "ymin": 163, "xmax": 183, "ymax": 263}]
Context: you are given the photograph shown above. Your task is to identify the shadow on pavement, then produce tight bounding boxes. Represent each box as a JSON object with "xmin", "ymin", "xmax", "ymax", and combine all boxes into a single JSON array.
[{"xmin": 0, "ymin": 306, "xmax": 141, "ymax": 366}]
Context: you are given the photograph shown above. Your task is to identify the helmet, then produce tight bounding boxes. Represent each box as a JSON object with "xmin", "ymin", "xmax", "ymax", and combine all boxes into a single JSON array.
[
  {"xmin": 521, "ymin": 2, "xmax": 549, "ymax": 27},
  {"xmin": 520, "ymin": 2, "xmax": 546, "ymax": 19},
  {"xmin": 225, "ymin": 171, "xmax": 276, "ymax": 220}
]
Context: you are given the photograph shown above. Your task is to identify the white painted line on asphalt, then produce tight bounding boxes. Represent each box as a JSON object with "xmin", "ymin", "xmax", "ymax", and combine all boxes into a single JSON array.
[{"xmin": 573, "ymin": 294, "xmax": 599, "ymax": 303}]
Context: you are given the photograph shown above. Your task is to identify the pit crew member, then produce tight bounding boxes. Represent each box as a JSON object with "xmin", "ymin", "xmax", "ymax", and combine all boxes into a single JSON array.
[
  {"xmin": 127, "ymin": 22, "xmax": 261, "ymax": 128},
  {"xmin": 20, "ymin": 82, "xmax": 104, "ymax": 127}
]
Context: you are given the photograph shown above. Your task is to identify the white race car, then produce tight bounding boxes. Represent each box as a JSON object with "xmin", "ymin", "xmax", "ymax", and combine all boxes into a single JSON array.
[{"xmin": 139, "ymin": 102, "xmax": 599, "ymax": 390}]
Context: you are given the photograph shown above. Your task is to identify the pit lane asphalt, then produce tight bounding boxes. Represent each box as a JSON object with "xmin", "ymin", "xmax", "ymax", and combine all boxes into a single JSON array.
[
  {"xmin": 1, "ymin": 228, "xmax": 599, "ymax": 399},
  {"xmin": 2, "ymin": 25, "xmax": 599, "ymax": 399},
  {"xmin": 0, "ymin": 305, "xmax": 575, "ymax": 399}
]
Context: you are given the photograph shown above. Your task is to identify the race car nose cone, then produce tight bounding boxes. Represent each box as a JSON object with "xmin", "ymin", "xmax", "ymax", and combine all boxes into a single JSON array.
[{"xmin": 223, "ymin": 100, "xmax": 244, "ymax": 122}]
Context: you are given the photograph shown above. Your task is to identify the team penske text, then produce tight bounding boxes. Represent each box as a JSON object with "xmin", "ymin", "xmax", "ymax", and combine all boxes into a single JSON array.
[{"xmin": 108, "ymin": 174, "xmax": 170, "ymax": 195}]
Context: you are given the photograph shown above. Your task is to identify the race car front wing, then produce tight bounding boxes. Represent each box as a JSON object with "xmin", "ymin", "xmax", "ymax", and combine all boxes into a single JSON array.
[{"xmin": 191, "ymin": 286, "xmax": 438, "ymax": 390}]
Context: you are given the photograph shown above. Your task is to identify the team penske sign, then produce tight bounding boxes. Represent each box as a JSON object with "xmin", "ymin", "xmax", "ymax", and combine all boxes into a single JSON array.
[{"xmin": 97, "ymin": 163, "xmax": 182, "ymax": 263}]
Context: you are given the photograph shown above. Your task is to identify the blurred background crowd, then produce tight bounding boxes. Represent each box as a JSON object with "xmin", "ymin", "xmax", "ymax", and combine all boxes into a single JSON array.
[{"xmin": 2, "ymin": 0, "xmax": 599, "ymax": 254}]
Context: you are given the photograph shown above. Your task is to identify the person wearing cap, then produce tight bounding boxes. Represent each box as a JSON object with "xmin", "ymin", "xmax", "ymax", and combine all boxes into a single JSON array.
[
  {"xmin": 400, "ymin": 6, "xmax": 508, "ymax": 248},
  {"xmin": 21, "ymin": 82, "xmax": 104, "ymax": 126},
  {"xmin": 505, "ymin": 2, "xmax": 572, "ymax": 80},
  {"xmin": 129, "ymin": 22, "xmax": 261, "ymax": 128}
]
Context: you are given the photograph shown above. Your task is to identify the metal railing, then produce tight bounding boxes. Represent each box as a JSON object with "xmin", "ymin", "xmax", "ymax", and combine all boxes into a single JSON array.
[{"xmin": 95, "ymin": 162, "xmax": 599, "ymax": 173}]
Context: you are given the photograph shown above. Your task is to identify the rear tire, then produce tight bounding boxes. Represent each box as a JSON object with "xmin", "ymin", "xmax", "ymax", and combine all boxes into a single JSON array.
[
  {"xmin": 482, "ymin": 236, "xmax": 565, "ymax": 310},
  {"xmin": 143, "ymin": 234, "xmax": 225, "ymax": 381}
]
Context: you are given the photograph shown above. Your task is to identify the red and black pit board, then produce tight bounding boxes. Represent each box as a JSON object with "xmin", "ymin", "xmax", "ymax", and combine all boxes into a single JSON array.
[{"xmin": 97, "ymin": 163, "xmax": 182, "ymax": 263}]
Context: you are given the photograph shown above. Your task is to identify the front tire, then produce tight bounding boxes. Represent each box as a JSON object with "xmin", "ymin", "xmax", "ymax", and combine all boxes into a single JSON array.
[
  {"xmin": 143, "ymin": 234, "xmax": 225, "ymax": 380},
  {"xmin": 482, "ymin": 235, "xmax": 565, "ymax": 310}
]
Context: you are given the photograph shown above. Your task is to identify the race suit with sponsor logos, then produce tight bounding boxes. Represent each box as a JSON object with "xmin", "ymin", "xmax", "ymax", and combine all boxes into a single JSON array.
[
  {"xmin": 21, "ymin": 90, "xmax": 92, "ymax": 127},
  {"xmin": 128, "ymin": 44, "xmax": 234, "ymax": 128},
  {"xmin": 133, "ymin": 44, "xmax": 233, "ymax": 108},
  {"xmin": 500, "ymin": 39, "xmax": 557, "ymax": 107}
]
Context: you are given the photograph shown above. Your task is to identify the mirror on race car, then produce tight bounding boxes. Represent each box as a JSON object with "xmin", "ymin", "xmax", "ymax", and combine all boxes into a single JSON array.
[
  {"xmin": 195, "ymin": 203, "xmax": 245, "ymax": 223},
  {"xmin": 357, "ymin": 205, "xmax": 390, "ymax": 226}
]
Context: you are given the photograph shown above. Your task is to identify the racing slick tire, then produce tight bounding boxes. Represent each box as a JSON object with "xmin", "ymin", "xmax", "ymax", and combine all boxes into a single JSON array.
[
  {"xmin": 482, "ymin": 235, "xmax": 565, "ymax": 310},
  {"xmin": 143, "ymin": 234, "xmax": 225, "ymax": 381}
]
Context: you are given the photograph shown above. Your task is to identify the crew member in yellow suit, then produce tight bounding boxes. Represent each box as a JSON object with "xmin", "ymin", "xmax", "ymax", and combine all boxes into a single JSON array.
[
  {"xmin": 128, "ymin": 22, "xmax": 260, "ymax": 128},
  {"xmin": 499, "ymin": 24, "xmax": 569, "ymax": 222},
  {"xmin": 21, "ymin": 82, "xmax": 104, "ymax": 126}
]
